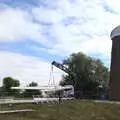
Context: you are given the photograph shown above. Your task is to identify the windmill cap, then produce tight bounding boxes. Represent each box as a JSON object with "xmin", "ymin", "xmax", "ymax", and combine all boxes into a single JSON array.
[{"xmin": 111, "ymin": 25, "xmax": 120, "ymax": 40}]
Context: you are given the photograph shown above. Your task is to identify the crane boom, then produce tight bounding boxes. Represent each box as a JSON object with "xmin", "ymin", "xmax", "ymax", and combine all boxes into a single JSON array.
[
  {"xmin": 51, "ymin": 61, "xmax": 71, "ymax": 75},
  {"xmin": 51, "ymin": 61, "xmax": 75, "ymax": 83}
]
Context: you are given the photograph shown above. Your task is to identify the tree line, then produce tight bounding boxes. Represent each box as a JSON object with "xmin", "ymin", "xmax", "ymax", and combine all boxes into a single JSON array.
[
  {"xmin": 0, "ymin": 52, "xmax": 109, "ymax": 99},
  {"xmin": 0, "ymin": 77, "xmax": 41, "ymax": 98}
]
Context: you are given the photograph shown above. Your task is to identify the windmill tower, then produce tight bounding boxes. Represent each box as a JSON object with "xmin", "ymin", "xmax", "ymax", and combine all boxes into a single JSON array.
[{"xmin": 110, "ymin": 25, "xmax": 120, "ymax": 101}]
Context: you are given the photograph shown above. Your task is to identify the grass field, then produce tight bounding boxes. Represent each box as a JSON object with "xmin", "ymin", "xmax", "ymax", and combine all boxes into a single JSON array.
[{"xmin": 0, "ymin": 100, "xmax": 120, "ymax": 120}]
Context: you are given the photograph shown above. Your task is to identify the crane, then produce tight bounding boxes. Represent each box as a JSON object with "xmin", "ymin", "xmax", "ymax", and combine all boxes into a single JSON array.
[
  {"xmin": 51, "ymin": 61, "xmax": 76, "ymax": 87},
  {"xmin": 52, "ymin": 61, "xmax": 83, "ymax": 98},
  {"xmin": 51, "ymin": 61, "xmax": 75, "ymax": 98}
]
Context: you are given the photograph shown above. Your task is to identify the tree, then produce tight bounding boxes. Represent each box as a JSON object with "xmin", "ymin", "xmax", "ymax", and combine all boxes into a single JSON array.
[
  {"xmin": 59, "ymin": 52, "xmax": 109, "ymax": 99},
  {"xmin": 29, "ymin": 82, "xmax": 38, "ymax": 87},
  {"xmin": 0, "ymin": 87, "xmax": 3, "ymax": 96},
  {"xmin": 23, "ymin": 82, "xmax": 41, "ymax": 98},
  {"xmin": 3, "ymin": 77, "xmax": 20, "ymax": 96}
]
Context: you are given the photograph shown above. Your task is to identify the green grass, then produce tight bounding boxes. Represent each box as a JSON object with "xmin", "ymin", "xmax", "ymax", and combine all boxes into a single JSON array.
[{"xmin": 0, "ymin": 100, "xmax": 120, "ymax": 120}]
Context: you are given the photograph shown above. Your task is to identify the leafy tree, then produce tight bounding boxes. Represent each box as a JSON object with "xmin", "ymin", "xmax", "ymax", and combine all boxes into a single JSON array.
[
  {"xmin": 0, "ymin": 87, "xmax": 4, "ymax": 96},
  {"xmin": 3, "ymin": 77, "xmax": 20, "ymax": 96},
  {"xmin": 59, "ymin": 52, "xmax": 109, "ymax": 99},
  {"xmin": 23, "ymin": 82, "xmax": 41, "ymax": 98},
  {"xmin": 29, "ymin": 82, "xmax": 38, "ymax": 87}
]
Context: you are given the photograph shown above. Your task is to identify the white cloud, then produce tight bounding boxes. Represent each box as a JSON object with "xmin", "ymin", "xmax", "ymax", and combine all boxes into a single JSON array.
[
  {"xmin": 0, "ymin": 6, "xmax": 46, "ymax": 43},
  {"xmin": 0, "ymin": 0, "xmax": 120, "ymax": 68},
  {"xmin": 0, "ymin": 51, "xmax": 63, "ymax": 86},
  {"xmin": 32, "ymin": 7, "xmax": 63, "ymax": 24},
  {"xmin": 31, "ymin": 0, "xmax": 120, "ymax": 66},
  {"xmin": 0, "ymin": 0, "xmax": 117, "ymax": 86},
  {"xmin": 106, "ymin": 0, "xmax": 120, "ymax": 13}
]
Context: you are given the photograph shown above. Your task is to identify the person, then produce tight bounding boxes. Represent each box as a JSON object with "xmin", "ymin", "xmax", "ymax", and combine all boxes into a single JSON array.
[{"xmin": 58, "ymin": 90, "xmax": 63, "ymax": 104}]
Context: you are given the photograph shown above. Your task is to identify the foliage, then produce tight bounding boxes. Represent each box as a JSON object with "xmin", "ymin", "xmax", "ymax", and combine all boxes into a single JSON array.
[
  {"xmin": 2, "ymin": 77, "xmax": 20, "ymax": 96},
  {"xmin": 59, "ymin": 52, "xmax": 109, "ymax": 99},
  {"xmin": 29, "ymin": 82, "xmax": 38, "ymax": 87},
  {"xmin": 0, "ymin": 87, "xmax": 3, "ymax": 96},
  {"xmin": 23, "ymin": 82, "xmax": 41, "ymax": 98}
]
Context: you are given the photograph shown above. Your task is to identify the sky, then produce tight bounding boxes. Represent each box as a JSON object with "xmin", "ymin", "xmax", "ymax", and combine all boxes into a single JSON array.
[{"xmin": 0, "ymin": 0, "xmax": 120, "ymax": 86}]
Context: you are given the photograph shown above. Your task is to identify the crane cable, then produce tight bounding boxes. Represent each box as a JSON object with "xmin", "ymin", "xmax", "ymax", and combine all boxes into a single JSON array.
[{"xmin": 48, "ymin": 64, "xmax": 55, "ymax": 87}]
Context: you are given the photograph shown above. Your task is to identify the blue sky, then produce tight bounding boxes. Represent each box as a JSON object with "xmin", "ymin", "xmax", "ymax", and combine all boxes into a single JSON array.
[{"xmin": 0, "ymin": 0, "xmax": 119, "ymax": 85}]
